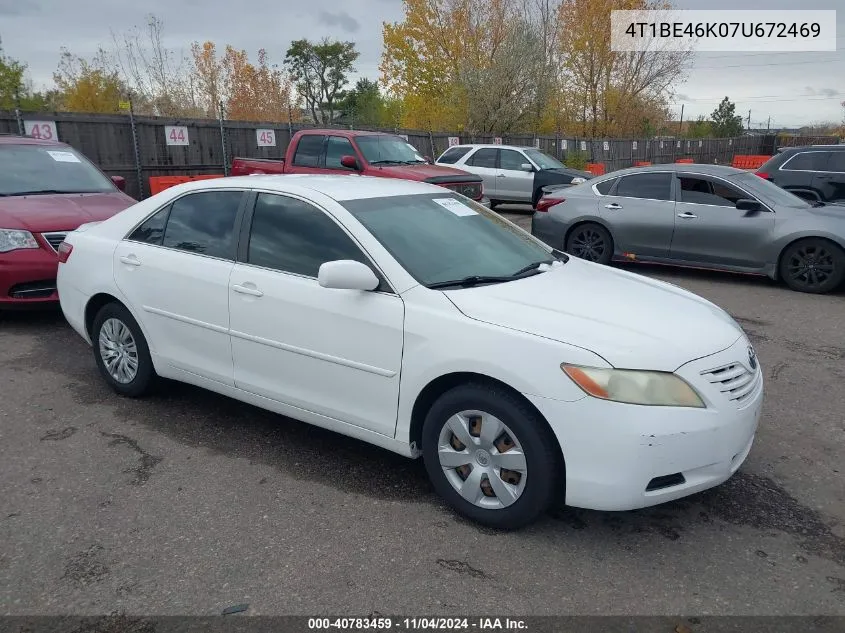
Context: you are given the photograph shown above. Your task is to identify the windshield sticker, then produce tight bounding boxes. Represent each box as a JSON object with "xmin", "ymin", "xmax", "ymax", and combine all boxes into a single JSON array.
[
  {"xmin": 46, "ymin": 151, "xmax": 81, "ymax": 163},
  {"xmin": 433, "ymin": 197, "xmax": 477, "ymax": 217}
]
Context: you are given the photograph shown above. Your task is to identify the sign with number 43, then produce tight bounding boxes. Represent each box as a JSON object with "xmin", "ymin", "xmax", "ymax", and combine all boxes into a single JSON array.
[
  {"xmin": 25, "ymin": 121, "xmax": 58, "ymax": 141},
  {"xmin": 164, "ymin": 125, "xmax": 189, "ymax": 146}
]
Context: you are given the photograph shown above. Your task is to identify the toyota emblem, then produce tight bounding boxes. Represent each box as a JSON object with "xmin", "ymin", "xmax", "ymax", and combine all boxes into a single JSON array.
[{"xmin": 747, "ymin": 346, "xmax": 758, "ymax": 370}]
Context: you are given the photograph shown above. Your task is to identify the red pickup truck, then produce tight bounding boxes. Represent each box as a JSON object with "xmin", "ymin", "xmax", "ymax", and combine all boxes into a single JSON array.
[{"xmin": 231, "ymin": 129, "xmax": 484, "ymax": 201}]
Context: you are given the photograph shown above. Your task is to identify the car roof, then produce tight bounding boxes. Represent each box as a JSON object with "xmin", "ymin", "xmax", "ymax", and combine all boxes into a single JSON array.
[
  {"xmin": 171, "ymin": 174, "xmax": 446, "ymax": 201},
  {"xmin": 446, "ymin": 144, "xmax": 536, "ymax": 152},
  {"xmin": 300, "ymin": 129, "xmax": 400, "ymax": 138},
  {"xmin": 777, "ymin": 144, "xmax": 845, "ymax": 152},
  {"xmin": 0, "ymin": 134, "xmax": 67, "ymax": 147},
  {"xmin": 593, "ymin": 163, "xmax": 748, "ymax": 179}
]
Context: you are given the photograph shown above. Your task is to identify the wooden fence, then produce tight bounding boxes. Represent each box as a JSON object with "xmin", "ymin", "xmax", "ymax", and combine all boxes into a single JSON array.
[{"xmin": 1, "ymin": 110, "xmax": 839, "ymax": 200}]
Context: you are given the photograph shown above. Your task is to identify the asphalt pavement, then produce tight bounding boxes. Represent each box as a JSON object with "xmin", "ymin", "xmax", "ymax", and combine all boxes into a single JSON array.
[{"xmin": 1, "ymin": 209, "xmax": 843, "ymax": 615}]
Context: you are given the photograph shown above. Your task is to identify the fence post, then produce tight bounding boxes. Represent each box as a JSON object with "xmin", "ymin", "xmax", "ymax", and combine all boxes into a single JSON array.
[
  {"xmin": 428, "ymin": 129, "xmax": 436, "ymax": 162},
  {"xmin": 218, "ymin": 100, "xmax": 229, "ymax": 177},
  {"xmin": 128, "ymin": 94, "xmax": 144, "ymax": 199},
  {"xmin": 14, "ymin": 88, "xmax": 24, "ymax": 135},
  {"xmin": 287, "ymin": 101, "xmax": 293, "ymax": 142}
]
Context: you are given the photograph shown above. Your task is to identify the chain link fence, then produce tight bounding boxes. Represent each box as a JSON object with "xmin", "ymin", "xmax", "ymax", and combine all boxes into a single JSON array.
[{"xmin": 1, "ymin": 110, "xmax": 839, "ymax": 200}]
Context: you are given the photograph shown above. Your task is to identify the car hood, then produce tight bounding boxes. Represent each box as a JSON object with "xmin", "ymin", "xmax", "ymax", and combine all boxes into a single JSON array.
[
  {"xmin": 372, "ymin": 163, "xmax": 479, "ymax": 182},
  {"xmin": 0, "ymin": 192, "xmax": 135, "ymax": 232},
  {"xmin": 444, "ymin": 259, "xmax": 744, "ymax": 372}
]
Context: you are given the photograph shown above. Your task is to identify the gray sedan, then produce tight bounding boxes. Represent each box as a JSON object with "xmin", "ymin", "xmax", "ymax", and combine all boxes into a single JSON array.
[{"xmin": 530, "ymin": 164, "xmax": 845, "ymax": 294}]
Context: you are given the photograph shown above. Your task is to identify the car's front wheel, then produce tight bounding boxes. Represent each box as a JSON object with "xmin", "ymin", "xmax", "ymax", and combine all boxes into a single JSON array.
[
  {"xmin": 92, "ymin": 302, "xmax": 156, "ymax": 397},
  {"xmin": 566, "ymin": 223, "xmax": 614, "ymax": 265},
  {"xmin": 422, "ymin": 382, "xmax": 561, "ymax": 529},
  {"xmin": 779, "ymin": 238, "xmax": 845, "ymax": 294}
]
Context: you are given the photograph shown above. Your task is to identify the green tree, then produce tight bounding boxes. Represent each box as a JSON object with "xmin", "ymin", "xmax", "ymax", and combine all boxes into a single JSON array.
[
  {"xmin": 710, "ymin": 97, "xmax": 743, "ymax": 137},
  {"xmin": 0, "ymin": 38, "xmax": 50, "ymax": 112},
  {"xmin": 342, "ymin": 78, "xmax": 386, "ymax": 126},
  {"xmin": 284, "ymin": 38, "xmax": 358, "ymax": 124},
  {"xmin": 687, "ymin": 115, "xmax": 711, "ymax": 138}
]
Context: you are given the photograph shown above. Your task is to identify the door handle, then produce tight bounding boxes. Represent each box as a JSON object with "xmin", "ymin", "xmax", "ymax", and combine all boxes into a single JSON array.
[
  {"xmin": 677, "ymin": 212, "xmax": 698, "ymax": 219},
  {"xmin": 232, "ymin": 283, "xmax": 264, "ymax": 297},
  {"xmin": 119, "ymin": 255, "xmax": 141, "ymax": 266},
  {"xmin": 604, "ymin": 203, "xmax": 622, "ymax": 210},
  {"xmin": 496, "ymin": 173, "xmax": 507, "ymax": 178}
]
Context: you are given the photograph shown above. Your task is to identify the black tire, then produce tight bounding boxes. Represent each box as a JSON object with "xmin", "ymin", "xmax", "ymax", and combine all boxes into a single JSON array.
[
  {"xmin": 422, "ymin": 382, "xmax": 561, "ymax": 530},
  {"xmin": 566, "ymin": 222, "xmax": 614, "ymax": 265},
  {"xmin": 91, "ymin": 302, "xmax": 156, "ymax": 397},
  {"xmin": 778, "ymin": 238, "xmax": 845, "ymax": 294},
  {"xmin": 488, "ymin": 199, "xmax": 501, "ymax": 210}
]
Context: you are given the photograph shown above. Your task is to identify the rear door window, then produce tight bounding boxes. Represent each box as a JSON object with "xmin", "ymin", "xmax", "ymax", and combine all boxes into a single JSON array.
[
  {"xmin": 615, "ymin": 173, "xmax": 672, "ymax": 201},
  {"xmin": 466, "ymin": 148, "xmax": 497, "ymax": 168},
  {"xmin": 781, "ymin": 151, "xmax": 829, "ymax": 171},
  {"xmin": 824, "ymin": 152, "xmax": 845, "ymax": 173},
  {"xmin": 292, "ymin": 135, "xmax": 326, "ymax": 167},
  {"xmin": 160, "ymin": 191, "xmax": 244, "ymax": 259},
  {"xmin": 437, "ymin": 147, "xmax": 471, "ymax": 164}
]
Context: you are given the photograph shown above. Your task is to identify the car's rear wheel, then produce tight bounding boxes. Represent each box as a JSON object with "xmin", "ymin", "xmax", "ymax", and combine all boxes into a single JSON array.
[
  {"xmin": 92, "ymin": 303, "xmax": 156, "ymax": 397},
  {"xmin": 422, "ymin": 382, "xmax": 560, "ymax": 530},
  {"xmin": 566, "ymin": 223, "xmax": 614, "ymax": 265},
  {"xmin": 779, "ymin": 238, "xmax": 845, "ymax": 294},
  {"xmin": 488, "ymin": 199, "xmax": 501, "ymax": 210}
]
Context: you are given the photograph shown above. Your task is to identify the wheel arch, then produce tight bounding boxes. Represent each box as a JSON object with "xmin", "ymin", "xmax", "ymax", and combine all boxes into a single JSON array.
[
  {"xmin": 84, "ymin": 292, "xmax": 154, "ymax": 355},
  {"xmin": 774, "ymin": 234, "xmax": 845, "ymax": 281},
  {"xmin": 408, "ymin": 372, "xmax": 565, "ymax": 471}
]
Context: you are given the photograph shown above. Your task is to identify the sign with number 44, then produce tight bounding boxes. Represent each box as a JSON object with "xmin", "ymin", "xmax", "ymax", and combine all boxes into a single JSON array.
[
  {"xmin": 25, "ymin": 121, "xmax": 58, "ymax": 141},
  {"xmin": 256, "ymin": 129, "xmax": 276, "ymax": 147},
  {"xmin": 164, "ymin": 125, "xmax": 189, "ymax": 146}
]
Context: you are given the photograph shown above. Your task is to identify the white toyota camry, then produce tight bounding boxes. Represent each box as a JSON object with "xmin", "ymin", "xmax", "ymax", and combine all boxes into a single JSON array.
[{"xmin": 57, "ymin": 175, "xmax": 763, "ymax": 529}]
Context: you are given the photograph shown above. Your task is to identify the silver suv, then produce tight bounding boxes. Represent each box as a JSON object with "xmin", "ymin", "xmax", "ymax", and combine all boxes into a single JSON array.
[{"xmin": 435, "ymin": 144, "xmax": 590, "ymax": 208}]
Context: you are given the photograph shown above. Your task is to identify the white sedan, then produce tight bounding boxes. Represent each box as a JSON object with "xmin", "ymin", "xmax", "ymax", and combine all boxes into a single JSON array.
[{"xmin": 57, "ymin": 175, "xmax": 763, "ymax": 529}]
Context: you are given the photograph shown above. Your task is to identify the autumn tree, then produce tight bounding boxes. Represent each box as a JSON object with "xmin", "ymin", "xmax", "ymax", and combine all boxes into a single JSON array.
[
  {"xmin": 687, "ymin": 115, "xmax": 711, "ymax": 138},
  {"xmin": 53, "ymin": 48, "xmax": 126, "ymax": 113},
  {"xmin": 709, "ymin": 97, "xmax": 743, "ymax": 137},
  {"xmin": 284, "ymin": 39, "xmax": 358, "ymax": 124},
  {"xmin": 557, "ymin": 0, "xmax": 691, "ymax": 137}
]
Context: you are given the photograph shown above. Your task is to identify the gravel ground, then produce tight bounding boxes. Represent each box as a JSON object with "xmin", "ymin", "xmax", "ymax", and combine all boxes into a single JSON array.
[{"xmin": 1, "ymin": 209, "xmax": 843, "ymax": 615}]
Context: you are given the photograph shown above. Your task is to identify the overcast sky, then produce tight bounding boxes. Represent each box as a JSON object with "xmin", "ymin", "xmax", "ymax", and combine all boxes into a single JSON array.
[{"xmin": 1, "ymin": 0, "xmax": 842, "ymax": 127}]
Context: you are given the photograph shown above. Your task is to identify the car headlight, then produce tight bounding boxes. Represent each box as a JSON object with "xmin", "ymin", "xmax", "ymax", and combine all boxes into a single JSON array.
[
  {"xmin": 570, "ymin": 177, "xmax": 586, "ymax": 184},
  {"xmin": 561, "ymin": 364, "xmax": 705, "ymax": 408},
  {"xmin": 0, "ymin": 229, "xmax": 39, "ymax": 253}
]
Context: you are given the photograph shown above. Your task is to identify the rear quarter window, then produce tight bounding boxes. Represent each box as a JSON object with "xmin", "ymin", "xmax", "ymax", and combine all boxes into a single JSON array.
[{"xmin": 437, "ymin": 147, "xmax": 471, "ymax": 164}]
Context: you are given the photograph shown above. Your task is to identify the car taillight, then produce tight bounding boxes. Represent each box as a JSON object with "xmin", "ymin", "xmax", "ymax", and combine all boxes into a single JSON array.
[
  {"xmin": 755, "ymin": 171, "xmax": 771, "ymax": 180},
  {"xmin": 536, "ymin": 197, "xmax": 564, "ymax": 212},
  {"xmin": 57, "ymin": 242, "xmax": 73, "ymax": 263}
]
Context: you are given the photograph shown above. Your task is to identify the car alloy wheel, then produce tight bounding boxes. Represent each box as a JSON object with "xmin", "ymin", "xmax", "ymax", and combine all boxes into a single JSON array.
[
  {"xmin": 780, "ymin": 238, "xmax": 845, "ymax": 294},
  {"xmin": 437, "ymin": 410, "xmax": 528, "ymax": 509},
  {"xmin": 567, "ymin": 224, "xmax": 613, "ymax": 264},
  {"xmin": 98, "ymin": 318, "xmax": 139, "ymax": 384}
]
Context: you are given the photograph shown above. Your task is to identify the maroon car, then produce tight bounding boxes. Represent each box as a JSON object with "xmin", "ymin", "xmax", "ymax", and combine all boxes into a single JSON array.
[{"xmin": 0, "ymin": 135, "xmax": 136, "ymax": 308}]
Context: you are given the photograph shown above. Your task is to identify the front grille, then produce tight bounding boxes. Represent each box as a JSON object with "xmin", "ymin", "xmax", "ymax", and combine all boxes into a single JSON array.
[
  {"xmin": 41, "ymin": 232, "xmax": 68, "ymax": 253},
  {"xmin": 700, "ymin": 362, "xmax": 759, "ymax": 405},
  {"xmin": 444, "ymin": 182, "xmax": 482, "ymax": 200},
  {"xmin": 9, "ymin": 279, "xmax": 57, "ymax": 299}
]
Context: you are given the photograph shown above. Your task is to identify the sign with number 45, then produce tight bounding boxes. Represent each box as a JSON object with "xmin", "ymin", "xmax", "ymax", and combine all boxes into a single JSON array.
[
  {"xmin": 164, "ymin": 125, "xmax": 189, "ymax": 146},
  {"xmin": 256, "ymin": 129, "xmax": 276, "ymax": 147},
  {"xmin": 25, "ymin": 121, "xmax": 58, "ymax": 141}
]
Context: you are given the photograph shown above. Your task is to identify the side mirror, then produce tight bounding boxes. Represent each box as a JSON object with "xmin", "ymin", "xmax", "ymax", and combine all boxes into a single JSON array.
[
  {"xmin": 340, "ymin": 155, "xmax": 360, "ymax": 170},
  {"xmin": 318, "ymin": 260, "xmax": 379, "ymax": 291},
  {"xmin": 520, "ymin": 163, "xmax": 534, "ymax": 172},
  {"xmin": 111, "ymin": 176, "xmax": 126, "ymax": 191},
  {"xmin": 736, "ymin": 198, "xmax": 761, "ymax": 212}
]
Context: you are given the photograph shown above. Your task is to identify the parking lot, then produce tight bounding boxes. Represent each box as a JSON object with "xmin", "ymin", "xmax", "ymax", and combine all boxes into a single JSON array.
[{"xmin": 1, "ymin": 208, "xmax": 844, "ymax": 616}]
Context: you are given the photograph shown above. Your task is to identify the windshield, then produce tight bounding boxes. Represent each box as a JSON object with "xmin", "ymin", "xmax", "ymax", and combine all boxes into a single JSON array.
[
  {"xmin": 356, "ymin": 136, "xmax": 426, "ymax": 165},
  {"xmin": 523, "ymin": 149, "xmax": 565, "ymax": 170},
  {"xmin": 343, "ymin": 193, "xmax": 555, "ymax": 287},
  {"xmin": 0, "ymin": 144, "xmax": 116, "ymax": 196},
  {"xmin": 728, "ymin": 172, "xmax": 810, "ymax": 209}
]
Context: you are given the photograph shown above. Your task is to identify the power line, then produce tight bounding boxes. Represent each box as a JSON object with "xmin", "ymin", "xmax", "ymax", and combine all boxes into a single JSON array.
[
  {"xmin": 676, "ymin": 93, "xmax": 841, "ymax": 102},
  {"xmin": 693, "ymin": 58, "xmax": 842, "ymax": 69},
  {"xmin": 679, "ymin": 95, "xmax": 841, "ymax": 104}
]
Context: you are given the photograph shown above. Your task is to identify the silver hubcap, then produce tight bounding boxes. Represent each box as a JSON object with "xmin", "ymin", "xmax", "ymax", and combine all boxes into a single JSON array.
[
  {"xmin": 438, "ymin": 410, "xmax": 528, "ymax": 509},
  {"xmin": 98, "ymin": 318, "xmax": 139, "ymax": 384}
]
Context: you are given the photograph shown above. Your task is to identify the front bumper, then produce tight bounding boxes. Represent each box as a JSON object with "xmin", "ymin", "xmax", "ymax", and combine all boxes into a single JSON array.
[
  {"xmin": 526, "ymin": 336, "xmax": 763, "ymax": 511},
  {"xmin": 0, "ymin": 246, "xmax": 60, "ymax": 307}
]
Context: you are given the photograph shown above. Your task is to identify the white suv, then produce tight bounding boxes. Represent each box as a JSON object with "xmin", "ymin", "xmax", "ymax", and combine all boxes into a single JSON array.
[{"xmin": 436, "ymin": 144, "xmax": 589, "ymax": 208}]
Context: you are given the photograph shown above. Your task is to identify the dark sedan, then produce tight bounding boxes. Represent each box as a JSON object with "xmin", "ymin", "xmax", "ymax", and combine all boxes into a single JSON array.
[{"xmin": 531, "ymin": 164, "xmax": 845, "ymax": 294}]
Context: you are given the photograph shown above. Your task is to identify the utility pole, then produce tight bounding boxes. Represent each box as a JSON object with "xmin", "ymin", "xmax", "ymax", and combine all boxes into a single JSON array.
[
  {"xmin": 747, "ymin": 110, "xmax": 752, "ymax": 131},
  {"xmin": 678, "ymin": 104, "xmax": 684, "ymax": 137},
  {"xmin": 766, "ymin": 116, "xmax": 771, "ymax": 132}
]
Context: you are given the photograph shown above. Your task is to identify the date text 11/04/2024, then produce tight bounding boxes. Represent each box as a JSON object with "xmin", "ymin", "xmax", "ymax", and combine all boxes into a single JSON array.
[{"xmin": 307, "ymin": 618, "xmax": 528, "ymax": 631}]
